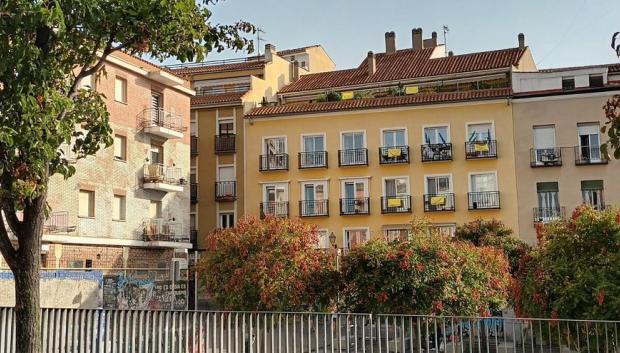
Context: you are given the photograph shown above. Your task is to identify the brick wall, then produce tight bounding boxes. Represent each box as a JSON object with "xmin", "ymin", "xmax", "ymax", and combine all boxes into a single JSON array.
[{"xmin": 41, "ymin": 244, "xmax": 175, "ymax": 269}]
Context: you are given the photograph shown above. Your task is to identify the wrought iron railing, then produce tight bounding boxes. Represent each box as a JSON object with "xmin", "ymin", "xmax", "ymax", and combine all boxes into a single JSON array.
[
  {"xmin": 298, "ymin": 151, "xmax": 328, "ymax": 169},
  {"xmin": 468, "ymin": 191, "xmax": 500, "ymax": 210},
  {"xmin": 190, "ymin": 183, "xmax": 198, "ymax": 203},
  {"xmin": 381, "ymin": 195, "xmax": 412, "ymax": 213},
  {"xmin": 423, "ymin": 193, "xmax": 456, "ymax": 212},
  {"xmin": 42, "ymin": 211, "xmax": 76, "ymax": 235},
  {"xmin": 574, "ymin": 145, "xmax": 608, "ymax": 165},
  {"xmin": 215, "ymin": 134, "xmax": 235, "ymax": 154},
  {"xmin": 533, "ymin": 207, "xmax": 566, "ymax": 223},
  {"xmin": 530, "ymin": 147, "xmax": 562, "ymax": 167},
  {"xmin": 166, "ymin": 55, "xmax": 263, "ymax": 69},
  {"xmin": 379, "ymin": 146, "xmax": 410, "ymax": 164},
  {"xmin": 142, "ymin": 164, "xmax": 185, "ymax": 186},
  {"xmin": 340, "ymin": 198, "xmax": 370, "ymax": 215},
  {"xmin": 142, "ymin": 218, "xmax": 189, "ymax": 243},
  {"xmin": 260, "ymin": 201, "xmax": 289, "ymax": 218},
  {"xmin": 465, "ymin": 140, "xmax": 497, "ymax": 159},
  {"xmin": 215, "ymin": 181, "xmax": 236, "ymax": 201},
  {"xmin": 299, "ymin": 200, "xmax": 329, "ymax": 217},
  {"xmin": 338, "ymin": 148, "xmax": 368, "ymax": 166},
  {"xmin": 190, "ymin": 229, "xmax": 199, "ymax": 249},
  {"xmin": 195, "ymin": 83, "xmax": 251, "ymax": 96},
  {"xmin": 259, "ymin": 154, "xmax": 289, "ymax": 171},
  {"xmin": 137, "ymin": 108, "xmax": 186, "ymax": 133},
  {"xmin": 421, "ymin": 143, "xmax": 453, "ymax": 162}
]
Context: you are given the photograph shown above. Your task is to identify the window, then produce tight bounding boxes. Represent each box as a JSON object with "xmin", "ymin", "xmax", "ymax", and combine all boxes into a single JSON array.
[
  {"xmin": 85, "ymin": 259, "xmax": 93, "ymax": 269},
  {"xmin": 300, "ymin": 181, "xmax": 328, "ymax": 216},
  {"xmin": 190, "ymin": 167, "xmax": 197, "ymax": 184},
  {"xmin": 149, "ymin": 142, "xmax": 163, "ymax": 164},
  {"xmin": 384, "ymin": 177, "xmax": 408, "ymax": 196},
  {"xmin": 219, "ymin": 213, "xmax": 235, "ymax": 229},
  {"xmin": 261, "ymin": 137, "xmax": 287, "ymax": 170},
  {"xmin": 67, "ymin": 260, "xmax": 84, "ymax": 269},
  {"xmin": 149, "ymin": 200, "xmax": 162, "ymax": 219},
  {"xmin": 577, "ymin": 123, "xmax": 602, "ymax": 162},
  {"xmin": 218, "ymin": 119, "xmax": 234, "ymax": 135},
  {"xmin": 300, "ymin": 61, "xmax": 307, "ymax": 68},
  {"xmin": 562, "ymin": 77, "xmax": 575, "ymax": 91},
  {"xmin": 340, "ymin": 131, "xmax": 366, "ymax": 165},
  {"xmin": 114, "ymin": 77, "xmax": 127, "ymax": 103},
  {"xmin": 589, "ymin": 75, "xmax": 604, "ymax": 88},
  {"xmin": 78, "ymin": 190, "xmax": 95, "ymax": 218},
  {"xmin": 341, "ymin": 179, "xmax": 369, "ymax": 214},
  {"xmin": 470, "ymin": 172, "xmax": 497, "ymax": 192},
  {"xmin": 218, "ymin": 166, "xmax": 235, "ymax": 182},
  {"xmin": 190, "ymin": 119, "xmax": 197, "ymax": 137},
  {"xmin": 317, "ymin": 230, "xmax": 331, "ymax": 249},
  {"xmin": 262, "ymin": 183, "xmax": 289, "ymax": 217},
  {"xmin": 424, "ymin": 175, "xmax": 454, "ymax": 211},
  {"xmin": 434, "ymin": 224, "xmax": 456, "ymax": 237},
  {"xmin": 301, "ymin": 134, "xmax": 326, "ymax": 168},
  {"xmin": 581, "ymin": 180, "xmax": 605, "ymax": 210},
  {"xmin": 112, "ymin": 194, "xmax": 126, "ymax": 221},
  {"xmin": 469, "ymin": 172, "xmax": 499, "ymax": 209},
  {"xmin": 467, "ymin": 123, "xmax": 493, "ymax": 142},
  {"xmin": 426, "ymin": 175, "xmax": 452, "ymax": 194},
  {"xmin": 536, "ymin": 182, "xmax": 560, "ymax": 221},
  {"xmin": 422, "ymin": 126, "xmax": 452, "ymax": 161},
  {"xmin": 344, "ymin": 228, "xmax": 369, "ymax": 249},
  {"xmin": 423, "ymin": 126, "xmax": 449, "ymax": 144},
  {"xmin": 80, "ymin": 75, "xmax": 94, "ymax": 89},
  {"xmin": 383, "ymin": 227, "xmax": 409, "ymax": 242},
  {"xmin": 342, "ymin": 132, "xmax": 365, "ymax": 150},
  {"xmin": 113, "ymin": 134, "xmax": 127, "ymax": 161},
  {"xmin": 382, "ymin": 129, "xmax": 406, "ymax": 147},
  {"xmin": 303, "ymin": 135, "xmax": 325, "ymax": 152},
  {"xmin": 190, "ymin": 213, "xmax": 196, "ymax": 231}
]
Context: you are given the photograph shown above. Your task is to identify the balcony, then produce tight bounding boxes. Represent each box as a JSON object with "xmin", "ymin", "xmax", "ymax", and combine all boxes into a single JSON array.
[
  {"xmin": 465, "ymin": 140, "xmax": 497, "ymax": 159},
  {"xmin": 259, "ymin": 154, "xmax": 289, "ymax": 171},
  {"xmin": 142, "ymin": 218, "xmax": 190, "ymax": 245},
  {"xmin": 421, "ymin": 143, "xmax": 452, "ymax": 162},
  {"xmin": 137, "ymin": 108, "xmax": 186, "ymax": 139},
  {"xmin": 468, "ymin": 191, "xmax": 500, "ymax": 210},
  {"xmin": 423, "ymin": 193, "xmax": 455, "ymax": 212},
  {"xmin": 299, "ymin": 200, "xmax": 329, "ymax": 217},
  {"xmin": 190, "ymin": 136, "xmax": 198, "ymax": 156},
  {"xmin": 381, "ymin": 195, "xmax": 412, "ymax": 214},
  {"xmin": 190, "ymin": 183, "xmax": 198, "ymax": 203},
  {"xmin": 215, "ymin": 134, "xmax": 236, "ymax": 154},
  {"xmin": 533, "ymin": 207, "xmax": 566, "ymax": 223},
  {"xmin": 42, "ymin": 211, "xmax": 76, "ymax": 235},
  {"xmin": 338, "ymin": 148, "xmax": 368, "ymax": 167},
  {"xmin": 215, "ymin": 181, "xmax": 236, "ymax": 201},
  {"xmin": 530, "ymin": 148, "xmax": 562, "ymax": 167},
  {"xmin": 299, "ymin": 151, "xmax": 328, "ymax": 169},
  {"xmin": 260, "ymin": 201, "xmax": 289, "ymax": 218},
  {"xmin": 340, "ymin": 198, "xmax": 370, "ymax": 215},
  {"xmin": 574, "ymin": 146, "xmax": 608, "ymax": 165},
  {"xmin": 142, "ymin": 164, "xmax": 185, "ymax": 192},
  {"xmin": 379, "ymin": 146, "xmax": 410, "ymax": 164}
]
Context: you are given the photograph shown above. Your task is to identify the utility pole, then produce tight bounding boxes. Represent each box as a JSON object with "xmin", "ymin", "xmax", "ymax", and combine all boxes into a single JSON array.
[
  {"xmin": 443, "ymin": 25, "xmax": 450, "ymax": 56},
  {"xmin": 256, "ymin": 27, "xmax": 266, "ymax": 56}
]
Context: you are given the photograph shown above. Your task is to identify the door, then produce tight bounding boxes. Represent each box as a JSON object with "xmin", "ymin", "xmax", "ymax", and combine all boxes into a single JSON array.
[
  {"xmin": 581, "ymin": 180, "xmax": 604, "ymax": 210},
  {"xmin": 384, "ymin": 178, "xmax": 408, "ymax": 211},
  {"xmin": 537, "ymin": 182, "xmax": 560, "ymax": 221},
  {"xmin": 426, "ymin": 175, "xmax": 452, "ymax": 209},
  {"xmin": 303, "ymin": 183, "xmax": 325, "ymax": 215},
  {"xmin": 264, "ymin": 184, "xmax": 287, "ymax": 216},
  {"xmin": 151, "ymin": 92, "xmax": 162, "ymax": 123},
  {"xmin": 302, "ymin": 135, "xmax": 325, "ymax": 167},
  {"xmin": 264, "ymin": 137, "xmax": 286, "ymax": 169},
  {"xmin": 343, "ymin": 180, "xmax": 367, "ymax": 213},
  {"xmin": 218, "ymin": 166, "xmax": 235, "ymax": 197},
  {"xmin": 150, "ymin": 144, "xmax": 163, "ymax": 164},
  {"xmin": 533, "ymin": 126, "xmax": 557, "ymax": 164},
  {"xmin": 578, "ymin": 124, "xmax": 601, "ymax": 161},
  {"xmin": 470, "ymin": 173, "xmax": 498, "ymax": 208},
  {"xmin": 383, "ymin": 129, "xmax": 406, "ymax": 147}
]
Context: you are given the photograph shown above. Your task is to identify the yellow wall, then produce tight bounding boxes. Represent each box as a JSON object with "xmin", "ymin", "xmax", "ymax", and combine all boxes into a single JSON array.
[
  {"xmin": 303, "ymin": 46, "xmax": 336, "ymax": 74},
  {"xmin": 243, "ymin": 100, "xmax": 520, "ymax": 246}
]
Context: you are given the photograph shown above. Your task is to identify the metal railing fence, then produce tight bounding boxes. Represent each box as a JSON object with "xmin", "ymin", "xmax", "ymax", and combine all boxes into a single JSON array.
[{"xmin": 1, "ymin": 309, "xmax": 618, "ymax": 353}]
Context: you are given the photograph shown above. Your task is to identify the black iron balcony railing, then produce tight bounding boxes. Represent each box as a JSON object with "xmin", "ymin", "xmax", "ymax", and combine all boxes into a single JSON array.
[
  {"xmin": 190, "ymin": 183, "xmax": 198, "ymax": 203},
  {"xmin": 298, "ymin": 151, "xmax": 328, "ymax": 169},
  {"xmin": 340, "ymin": 198, "xmax": 370, "ymax": 215},
  {"xmin": 423, "ymin": 193, "xmax": 455, "ymax": 212},
  {"xmin": 190, "ymin": 136, "xmax": 198, "ymax": 156},
  {"xmin": 381, "ymin": 195, "xmax": 412, "ymax": 214},
  {"xmin": 379, "ymin": 146, "xmax": 410, "ymax": 164},
  {"xmin": 215, "ymin": 134, "xmax": 236, "ymax": 154},
  {"xmin": 215, "ymin": 181, "xmax": 236, "ymax": 201},
  {"xmin": 421, "ymin": 143, "xmax": 453, "ymax": 162},
  {"xmin": 530, "ymin": 148, "xmax": 562, "ymax": 167},
  {"xmin": 299, "ymin": 200, "xmax": 329, "ymax": 217},
  {"xmin": 533, "ymin": 207, "xmax": 566, "ymax": 223},
  {"xmin": 260, "ymin": 201, "xmax": 289, "ymax": 218},
  {"xmin": 338, "ymin": 148, "xmax": 368, "ymax": 166},
  {"xmin": 468, "ymin": 191, "xmax": 500, "ymax": 210},
  {"xmin": 465, "ymin": 140, "xmax": 497, "ymax": 159},
  {"xmin": 259, "ymin": 154, "xmax": 289, "ymax": 171},
  {"xmin": 574, "ymin": 145, "xmax": 608, "ymax": 165},
  {"xmin": 190, "ymin": 229, "xmax": 198, "ymax": 249}
]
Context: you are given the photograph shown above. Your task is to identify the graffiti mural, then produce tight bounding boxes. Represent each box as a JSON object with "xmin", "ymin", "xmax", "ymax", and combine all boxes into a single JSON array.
[{"xmin": 102, "ymin": 275, "xmax": 187, "ymax": 310}]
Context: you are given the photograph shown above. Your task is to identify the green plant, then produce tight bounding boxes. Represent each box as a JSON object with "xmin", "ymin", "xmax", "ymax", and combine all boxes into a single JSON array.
[
  {"xmin": 387, "ymin": 83, "xmax": 406, "ymax": 96},
  {"xmin": 316, "ymin": 91, "xmax": 342, "ymax": 102},
  {"xmin": 198, "ymin": 216, "xmax": 339, "ymax": 311}
]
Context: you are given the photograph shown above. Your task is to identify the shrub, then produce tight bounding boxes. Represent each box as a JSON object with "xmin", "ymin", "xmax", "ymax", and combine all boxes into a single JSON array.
[{"xmin": 197, "ymin": 216, "xmax": 339, "ymax": 311}]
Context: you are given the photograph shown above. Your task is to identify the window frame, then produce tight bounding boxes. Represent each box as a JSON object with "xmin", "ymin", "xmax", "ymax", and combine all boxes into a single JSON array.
[
  {"xmin": 380, "ymin": 127, "xmax": 408, "ymax": 147},
  {"xmin": 343, "ymin": 227, "xmax": 370, "ymax": 250},
  {"xmin": 112, "ymin": 194, "xmax": 126, "ymax": 221},
  {"xmin": 382, "ymin": 176, "xmax": 410, "ymax": 196},
  {"xmin": 422, "ymin": 124, "xmax": 451, "ymax": 144},
  {"xmin": 114, "ymin": 77, "xmax": 127, "ymax": 103},
  {"xmin": 340, "ymin": 130, "xmax": 367, "ymax": 150},
  {"xmin": 78, "ymin": 190, "xmax": 95, "ymax": 218},
  {"xmin": 467, "ymin": 171, "xmax": 499, "ymax": 192},
  {"xmin": 300, "ymin": 133, "xmax": 326, "ymax": 153},
  {"xmin": 113, "ymin": 134, "xmax": 127, "ymax": 161}
]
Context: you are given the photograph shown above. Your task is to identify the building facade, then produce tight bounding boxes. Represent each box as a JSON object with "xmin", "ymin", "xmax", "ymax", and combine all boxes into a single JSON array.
[
  {"xmin": 512, "ymin": 65, "xmax": 620, "ymax": 243},
  {"xmin": 243, "ymin": 29, "xmax": 538, "ymax": 248}
]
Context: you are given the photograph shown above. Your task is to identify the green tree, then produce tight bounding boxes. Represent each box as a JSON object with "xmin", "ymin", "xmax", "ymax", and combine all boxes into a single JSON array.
[
  {"xmin": 197, "ymin": 216, "xmax": 339, "ymax": 311},
  {"xmin": 0, "ymin": 2, "xmax": 253, "ymax": 351},
  {"xmin": 604, "ymin": 33, "xmax": 620, "ymax": 158},
  {"xmin": 340, "ymin": 222, "xmax": 511, "ymax": 315}
]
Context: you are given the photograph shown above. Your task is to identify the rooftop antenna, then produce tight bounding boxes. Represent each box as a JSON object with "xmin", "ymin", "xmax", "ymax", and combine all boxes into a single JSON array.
[
  {"xmin": 256, "ymin": 27, "xmax": 266, "ymax": 56},
  {"xmin": 442, "ymin": 25, "xmax": 450, "ymax": 56}
]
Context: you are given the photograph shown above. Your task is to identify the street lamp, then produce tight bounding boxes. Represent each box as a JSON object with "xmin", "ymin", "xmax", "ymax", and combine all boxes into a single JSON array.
[{"xmin": 329, "ymin": 232, "xmax": 337, "ymax": 248}]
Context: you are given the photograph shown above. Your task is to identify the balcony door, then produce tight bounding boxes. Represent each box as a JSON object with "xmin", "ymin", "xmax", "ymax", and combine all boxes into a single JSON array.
[
  {"xmin": 344, "ymin": 228, "xmax": 369, "ymax": 250},
  {"xmin": 151, "ymin": 92, "xmax": 162, "ymax": 123},
  {"xmin": 470, "ymin": 173, "xmax": 497, "ymax": 192},
  {"xmin": 383, "ymin": 129, "xmax": 406, "ymax": 147},
  {"xmin": 341, "ymin": 132, "xmax": 365, "ymax": 165},
  {"xmin": 533, "ymin": 125, "xmax": 557, "ymax": 164},
  {"xmin": 581, "ymin": 180, "xmax": 604, "ymax": 210},
  {"xmin": 302, "ymin": 135, "xmax": 325, "ymax": 167},
  {"xmin": 537, "ymin": 182, "xmax": 560, "ymax": 220},
  {"xmin": 424, "ymin": 126, "xmax": 449, "ymax": 144},
  {"xmin": 343, "ymin": 179, "xmax": 368, "ymax": 214},
  {"xmin": 218, "ymin": 166, "xmax": 235, "ymax": 198},
  {"xmin": 578, "ymin": 123, "xmax": 601, "ymax": 161},
  {"xmin": 385, "ymin": 178, "xmax": 408, "ymax": 197},
  {"xmin": 426, "ymin": 175, "xmax": 453, "ymax": 209},
  {"xmin": 218, "ymin": 119, "xmax": 234, "ymax": 135},
  {"xmin": 469, "ymin": 172, "xmax": 498, "ymax": 209},
  {"xmin": 150, "ymin": 143, "xmax": 163, "ymax": 164},
  {"xmin": 302, "ymin": 182, "xmax": 326, "ymax": 215},
  {"xmin": 467, "ymin": 123, "xmax": 493, "ymax": 142},
  {"xmin": 264, "ymin": 184, "xmax": 288, "ymax": 216}
]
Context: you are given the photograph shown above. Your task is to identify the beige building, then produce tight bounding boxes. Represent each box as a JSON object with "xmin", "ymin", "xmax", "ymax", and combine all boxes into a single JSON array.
[
  {"xmin": 243, "ymin": 30, "xmax": 538, "ymax": 248},
  {"xmin": 512, "ymin": 65, "xmax": 620, "ymax": 243},
  {"xmin": 170, "ymin": 45, "xmax": 335, "ymax": 249}
]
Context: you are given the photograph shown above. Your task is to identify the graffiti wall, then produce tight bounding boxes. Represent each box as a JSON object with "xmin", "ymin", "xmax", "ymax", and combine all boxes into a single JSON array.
[{"xmin": 102, "ymin": 275, "xmax": 187, "ymax": 310}]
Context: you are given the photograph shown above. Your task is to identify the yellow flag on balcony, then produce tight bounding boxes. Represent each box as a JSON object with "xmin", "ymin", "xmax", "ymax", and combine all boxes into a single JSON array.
[
  {"xmin": 405, "ymin": 86, "xmax": 419, "ymax": 94},
  {"xmin": 430, "ymin": 196, "xmax": 446, "ymax": 206},
  {"xmin": 387, "ymin": 198, "xmax": 403, "ymax": 207},
  {"xmin": 387, "ymin": 148, "xmax": 402, "ymax": 157},
  {"xmin": 474, "ymin": 142, "xmax": 490, "ymax": 152},
  {"xmin": 341, "ymin": 91, "xmax": 354, "ymax": 100}
]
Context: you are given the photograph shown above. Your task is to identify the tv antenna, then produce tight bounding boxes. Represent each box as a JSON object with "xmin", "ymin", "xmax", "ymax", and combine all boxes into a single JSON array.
[
  {"xmin": 442, "ymin": 25, "xmax": 450, "ymax": 56},
  {"xmin": 256, "ymin": 27, "xmax": 266, "ymax": 56}
]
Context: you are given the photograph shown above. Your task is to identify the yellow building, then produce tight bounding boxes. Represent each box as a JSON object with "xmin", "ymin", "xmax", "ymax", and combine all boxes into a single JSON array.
[
  {"xmin": 243, "ymin": 30, "xmax": 537, "ymax": 247},
  {"xmin": 170, "ymin": 45, "xmax": 335, "ymax": 249}
]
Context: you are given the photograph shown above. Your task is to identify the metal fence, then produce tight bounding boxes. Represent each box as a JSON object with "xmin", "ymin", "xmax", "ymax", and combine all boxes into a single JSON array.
[{"xmin": 1, "ymin": 310, "xmax": 618, "ymax": 353}]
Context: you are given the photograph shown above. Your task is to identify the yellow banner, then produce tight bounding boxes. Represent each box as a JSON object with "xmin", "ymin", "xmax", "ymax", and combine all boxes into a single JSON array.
[
  {"xmin": 474, "ymin": 143, "xmax": 490, "ymax": 152},
  {"xmin": 387, "ymin": 148, "xmax": 402, "ymax": 158},
  {"xmin": 387, "ymin": 198, "xmax": 403, "ymax": 207},
  {"xmin": 405, "ymin": 86, "xmax": 419, "ymax": 94},
  {"xmin": 430, "ymin": 196, "xmax": 446, "ymax": 206},
  {"xmin": 341, "ymin": 91, "xmax": 354, "ymax": 100}
]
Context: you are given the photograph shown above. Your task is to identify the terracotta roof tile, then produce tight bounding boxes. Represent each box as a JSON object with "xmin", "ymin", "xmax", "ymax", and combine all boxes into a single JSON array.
[
  {"xmin": 171, "ymin": 59, "xmax": 266, "ymax": 76},
  {"xmin": 277, "ymin": 45, "xmax": 321, "ymax": 56},
  {"xmin": 191, "ymin": 92, "xmax": 246, "ymax": 106},
  {"xmin": 246, "ymin": 88, "xmax": 511, "ymax": 118},
  {"xmin": 280, "ymin": 47, "xmax": 526, "ymax": 93}
]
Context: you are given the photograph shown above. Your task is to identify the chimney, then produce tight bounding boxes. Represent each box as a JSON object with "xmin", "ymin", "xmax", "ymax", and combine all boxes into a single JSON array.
[
  {"xmin": 292, "ymin": 60, "xmax": 300, "ymax": 81},
  {"xmin": 367, "ymin": 51, "xmax": 376, "ymax": 76},
  {"xmin": 412, "ymin": 28, "xmax": 424, "ymax": 50},
  {"xmin": 518, "ymin": 33, "xmax": 525, "ymax": 50},
  {"xmin": 448, "ymin": 51, "xmax": 454, "ymax": 57},
  {"xmin": 385, "ymin": 32, "xmax": 396, "ymax": 54},
  {"xmin": 265, "ymin": 43, "xmax": 277, "ymax": 62},
  {"xmin": 431, "ymin": 31, "xmax": 438, "ymax": 47}
]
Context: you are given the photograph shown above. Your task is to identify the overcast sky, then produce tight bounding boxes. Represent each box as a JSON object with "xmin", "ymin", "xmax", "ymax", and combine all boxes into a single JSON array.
[{"xmin": 162, "ymin": 0, "xmax": 620, "ymax": 70}]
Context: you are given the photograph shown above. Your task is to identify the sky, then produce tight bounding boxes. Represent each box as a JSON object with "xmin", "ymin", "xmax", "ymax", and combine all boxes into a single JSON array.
[{"xmin": 163, "ymin": 0, "xmax": 620, "ymax": 70}]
